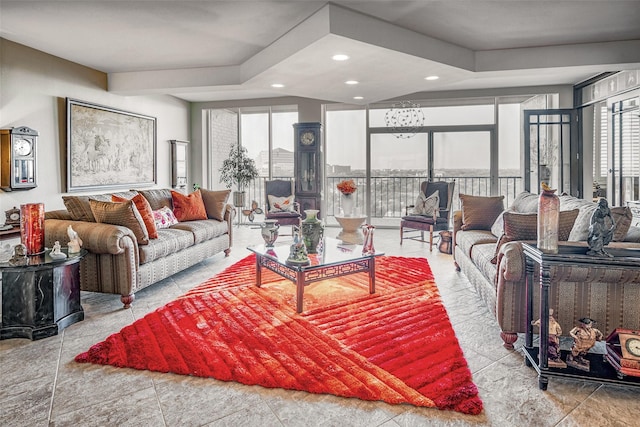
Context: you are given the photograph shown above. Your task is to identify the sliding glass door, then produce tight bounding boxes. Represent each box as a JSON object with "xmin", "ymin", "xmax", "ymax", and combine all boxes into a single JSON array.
[
  {"xmin": 432, "ymin": 130, "xmax": 492, "ymax": 210},
  {"xmin": 369, "ymin": 133, "xmax": 428, "ymax": 227}
]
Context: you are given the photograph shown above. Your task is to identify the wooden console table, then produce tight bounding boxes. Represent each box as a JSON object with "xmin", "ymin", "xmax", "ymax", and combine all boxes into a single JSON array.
[{"xmin": 522, "ymin": 243, "xmax": 640, "ymax": 390}]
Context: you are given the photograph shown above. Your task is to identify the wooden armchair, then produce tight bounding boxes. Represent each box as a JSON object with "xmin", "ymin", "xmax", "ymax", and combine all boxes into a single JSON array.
[
  {"xmin": 400, "ymin": 180, "xmax": 455, "ymax": 251},
  {"xmin": 264, "ymin": 179, "xmax": 302, "ymax": 232}
]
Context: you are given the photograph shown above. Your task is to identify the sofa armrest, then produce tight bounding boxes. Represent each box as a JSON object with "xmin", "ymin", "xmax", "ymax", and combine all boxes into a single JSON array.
[
  {"xmin": 44, "ymin": 218, "xmax": 139, "ymax": 256},
  {"xmin": 223, "ymin": 203, "xmax": 235, "ymax": 249},
  {"xmin": 452, "ymin": 210, "xmax": 463, "ymax": 262}
]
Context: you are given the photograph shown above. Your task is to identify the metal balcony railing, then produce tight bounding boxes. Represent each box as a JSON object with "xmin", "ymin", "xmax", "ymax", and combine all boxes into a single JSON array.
[{"xmin": 237, "ymin": 175, "xmax": 522, "ymax": 226}]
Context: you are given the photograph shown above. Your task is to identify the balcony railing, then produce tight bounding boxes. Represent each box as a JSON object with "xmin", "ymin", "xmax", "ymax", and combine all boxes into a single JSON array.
[{"xmin": 238, "ymin": 175, "xmax": 522, "ymax": 226}]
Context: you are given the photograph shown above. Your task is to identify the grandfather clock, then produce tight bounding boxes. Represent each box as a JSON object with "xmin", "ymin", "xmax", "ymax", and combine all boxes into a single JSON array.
[{"xmin": 293, "ymin": 122, "xmax": 322, "ymax": 215}]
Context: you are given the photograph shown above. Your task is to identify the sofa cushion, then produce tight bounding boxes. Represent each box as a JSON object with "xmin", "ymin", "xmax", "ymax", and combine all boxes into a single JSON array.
[
  {"xmin": 171, "ymin": 190, "xmax": 208, "ymax": 221},
  {"xmin": 138, "ymin": 228, "xmax": 195, "ymax": 265},
  {"xmin": 89, "ymin": 199, "xmax": 149, "ymax": 245},
  {"xmin": 460, "ymin": 194, "xmax": 504, "ymax": 231},
  {"xmin": 200, "ymin": 188, "xmax": 231, "ymax": 221},
  {"xmin": 138, "ymin": 188, "xmax": 173, "ymax": 211},
  {"xmin": 470, "ymin": 242, "xmax": 498, "ymax": 289},
  {"xmin": 569, "ymin": 205, "xmax": 632, "ymax": 242},
  {"xmin": 455, "ymin": 229, "xmax": 497, "ymax": 259},
  {"xmin": 63, "ymin": 196, "xmax": 95, "ymax": 222},
  {"xmin": 63, "ymin": 191, "xmax": 139, "ymax": 222},
  {"xmin": 510, "ymin": 191, "xmax": 539, "ymax": 213},
  {"xmin": 171, "ymin": 219, "xmax": 229, "ymax": 244},
  {"xmin": 491, "ymin": 210, "xmax": 579, "ymax": 263},
  {"xmin": 112, "ymin": 193, "xmax": 158, "ymax": 239}
]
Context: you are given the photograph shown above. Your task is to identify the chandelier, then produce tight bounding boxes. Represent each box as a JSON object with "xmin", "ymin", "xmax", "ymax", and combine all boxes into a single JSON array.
[{"xmin": 384, "ymin": 100, "xmax": 425, "ymax": 139}]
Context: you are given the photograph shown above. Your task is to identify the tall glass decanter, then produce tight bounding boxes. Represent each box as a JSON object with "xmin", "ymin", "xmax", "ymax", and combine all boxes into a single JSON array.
[{"xmin": 537, "ymin": 183, "xmax": 560, "ymax": 254}]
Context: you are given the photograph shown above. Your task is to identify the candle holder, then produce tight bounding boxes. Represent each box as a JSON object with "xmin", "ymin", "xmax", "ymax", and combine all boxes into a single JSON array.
[{"xmin": 20, "ymin": 203, "xmax": 45, "ymax": 255}]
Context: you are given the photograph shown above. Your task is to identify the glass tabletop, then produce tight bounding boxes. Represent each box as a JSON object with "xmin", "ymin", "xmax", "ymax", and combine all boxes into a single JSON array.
[
  {"xmin": 0, "ymin": 247, "xmax": 87, "ymax": 268},
  {"xmin": 247, "ymin": 237, "xmax": 383, "ymax": 269}
]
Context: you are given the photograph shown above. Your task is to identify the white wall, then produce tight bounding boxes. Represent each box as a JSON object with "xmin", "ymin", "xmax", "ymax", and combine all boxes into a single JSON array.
[{"xmin": 0, "ymin": 39, "xmax": 190, "ymax": 215}]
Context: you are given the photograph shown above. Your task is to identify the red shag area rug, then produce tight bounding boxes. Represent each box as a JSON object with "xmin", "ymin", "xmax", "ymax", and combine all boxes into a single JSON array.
[{"xmin": 75, "ymin": 255, "xmax": 482, "ymax": 415}]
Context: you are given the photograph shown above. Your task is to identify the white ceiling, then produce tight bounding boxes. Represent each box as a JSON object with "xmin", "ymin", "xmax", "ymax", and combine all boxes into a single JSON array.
[{"xmin": 2, "ymin": 1, "xmax": 640, "ymax": 105}]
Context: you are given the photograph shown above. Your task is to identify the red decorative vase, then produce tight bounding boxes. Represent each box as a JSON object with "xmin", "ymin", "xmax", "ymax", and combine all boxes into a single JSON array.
[
  {"xmin": 537, "ymin": 187, "xmax": 559, "ymax": 254},
  {"xmin": 20, "ymin": 203, "xmax": 45, "ymax": 255}
]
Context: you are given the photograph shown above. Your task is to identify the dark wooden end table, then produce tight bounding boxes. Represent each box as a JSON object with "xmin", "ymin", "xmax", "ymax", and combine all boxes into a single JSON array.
[{"xmin": 1, "ymin": 247, "xmax": 86, "ymax": 340}]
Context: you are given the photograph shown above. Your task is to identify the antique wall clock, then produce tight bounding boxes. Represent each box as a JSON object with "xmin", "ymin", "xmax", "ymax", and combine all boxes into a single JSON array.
[
  {"xmin": 293, "ymin": 122, "xmax": 322, "ymax": 214},
  {"xmin": 605, "ymin": 328, "xmax": 640, "ymax": 379},
  {"xmin": 0, "ymin": 126, "xmax": 38, "ymax": 191}
]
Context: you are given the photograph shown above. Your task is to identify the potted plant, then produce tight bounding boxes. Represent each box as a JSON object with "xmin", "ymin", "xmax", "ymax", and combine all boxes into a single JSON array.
[{"xmin": 219, "ymin": 145, "xmax": 259, "ymax": 208}]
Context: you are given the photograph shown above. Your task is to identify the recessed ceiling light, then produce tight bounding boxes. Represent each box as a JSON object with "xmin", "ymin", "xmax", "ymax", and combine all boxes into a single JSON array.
[
  {"xmin": 345, "ymin": 80, "xmax": 359, "ymax": 85},
  {"xmin": 332, "ymin": 54, "xmax": 349, "ymax": 61},
  {"xmin": 425, "ymin": 75, "xmax": 439, "ymax": 81},
  {"xmin": 271, "ymin": 83, "xmax": 285, "ymax": 88},
  {"xmin": 353, "ymin": 96, "xmax": 364, "ymax": 100}
]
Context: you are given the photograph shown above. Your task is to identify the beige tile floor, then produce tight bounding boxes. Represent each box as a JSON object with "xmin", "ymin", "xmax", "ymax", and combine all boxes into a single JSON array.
[{"xmin": 1, "ymin": 225, "xmax": 639, "ymax": 426}]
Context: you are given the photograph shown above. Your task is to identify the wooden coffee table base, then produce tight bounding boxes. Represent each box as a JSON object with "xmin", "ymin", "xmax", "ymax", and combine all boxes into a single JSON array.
[{"xmin": 254, "ymin": 254, "xmax": 376, "ymax": 313}]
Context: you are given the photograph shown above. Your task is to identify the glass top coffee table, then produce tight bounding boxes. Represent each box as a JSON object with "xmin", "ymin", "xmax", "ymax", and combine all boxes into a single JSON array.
[{"xmin": 247, "ymin": 237, "xmax": 384, "ymax": 313}]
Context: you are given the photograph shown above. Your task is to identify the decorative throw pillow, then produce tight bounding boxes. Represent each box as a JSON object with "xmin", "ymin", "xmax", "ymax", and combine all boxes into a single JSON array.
[
  {"xmin": 509, "ymin": 191, "xmax": 540, "ymax": 213},
  {"xmin": 569, "ymin": 205, "xmax": 632, "ymax": 242},
  {"xmin": 153, "ymin": 206, "xmax": 178, "ymax": 229},
  {"xmin": 112, "ymin": 193, "xmax": 158, "ymax": 239},
  {"xmin": 490, "ymin": 210, "xmax": 508, "ymax": 237},
  {"xmin": 612, "ymin": 206, "xmax": 633, "ymax": 241},
  {"xmin": 460, "ymin": 194, "xmax": 505, "ymax": 231},
  {"xmin": 137, "ymin": 188, "xmax": 173, "ymax": 211},
  {"xmin": 491, "ymin": 209, "xmax": 579, "ymax": 264},
  {"xmin": 411, "ymin": 190, "xmax": 440, "ymax": 217},
  {"xmin": 171, "ymin": 190, "xmax": 208, "ymax": 222},
  {"xmin": 268, "ymin": 195, "xmax": 295, "ymax": 213},
  {"xmin": 63, "ymin": 196, "xmax": 95, "ymax": 222},
  {"xmin": 89, "ymin": 199, "xmax": 149, "ymax": 245},
  {"xmin": 200, "ymin": 188, "xmax": 232, "ymax": 221}
]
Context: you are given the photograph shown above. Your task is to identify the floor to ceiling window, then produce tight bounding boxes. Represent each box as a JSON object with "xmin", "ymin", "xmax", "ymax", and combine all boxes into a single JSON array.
[
  {"xmin": 207, "ymin": 106, "xmax": 297, "ymax": 214},
  {"xmin": 325, "ymin": 108, "xmax": 366, "ymax": 226},
  {"xmin": 611, "ymin": 94, "xmax": 640, "ymax": 206},
  {"xmin": 580, "ymin": 71, "xmax": 640, "ymax": 208},
  {"xmin": 324, "ymin": 98, "xmax": 527, "ymax": 226}
]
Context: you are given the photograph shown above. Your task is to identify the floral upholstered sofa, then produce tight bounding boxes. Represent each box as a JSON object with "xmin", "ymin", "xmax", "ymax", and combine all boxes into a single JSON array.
[
  {"xmin": 44, "ymin": 188, "xmax": 234, "ymax": 308},
  {"xmin": 453, "ymin": 191, "xmax": 640, "ymax": 349}
]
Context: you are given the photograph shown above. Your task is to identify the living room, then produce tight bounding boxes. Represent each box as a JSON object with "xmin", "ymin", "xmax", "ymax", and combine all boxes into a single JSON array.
[{"xmin": 2, "ymin": 1, "xmax": 640, "ymax": 426}]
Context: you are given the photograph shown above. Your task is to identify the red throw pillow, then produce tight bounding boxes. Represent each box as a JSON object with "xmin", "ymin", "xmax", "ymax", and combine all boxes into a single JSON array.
[
  {"xmin": 112, "ymin": 193, "xmax": 158, "ymax": 239},
  {"xmin": 171, "ymin": 190, "xmax": 207, "ymax": 221}
]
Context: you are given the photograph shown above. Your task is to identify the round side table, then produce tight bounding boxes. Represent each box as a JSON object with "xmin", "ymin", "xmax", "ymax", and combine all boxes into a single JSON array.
[
  {"xmin": 1, "ymin": 247, "xmax": 86, "ymax": 340},
  {"xmin": 335, "ymin": 216, "xmax": 367, "ymax": 244}
]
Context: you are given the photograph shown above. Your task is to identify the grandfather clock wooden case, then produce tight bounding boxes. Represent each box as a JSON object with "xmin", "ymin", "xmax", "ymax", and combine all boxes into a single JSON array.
[{"xmin": 293, "ymin": 122, "xmax": 322, "ymax": 215}]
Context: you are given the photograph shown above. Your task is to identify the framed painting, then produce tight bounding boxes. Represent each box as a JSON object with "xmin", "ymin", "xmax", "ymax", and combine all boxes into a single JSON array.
[{"xmin": 66, "ymin": 98, "xmax": 157, "ymax": 192}]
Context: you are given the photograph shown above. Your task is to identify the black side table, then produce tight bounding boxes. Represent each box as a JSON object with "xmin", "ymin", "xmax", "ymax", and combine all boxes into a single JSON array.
[
  {"xmin": 1, "ymin": 248, "xmax": 86, "ymax": 340},
  {"xmin": 522, "ymin": 243, "xmax": 640, "ymax": 390}
]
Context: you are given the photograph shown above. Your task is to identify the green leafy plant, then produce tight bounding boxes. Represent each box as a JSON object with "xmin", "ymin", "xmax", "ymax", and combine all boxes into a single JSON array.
[{"xmin": 219, "ymin": 146, "xmax": 259, "ymax": 191}]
